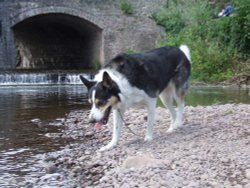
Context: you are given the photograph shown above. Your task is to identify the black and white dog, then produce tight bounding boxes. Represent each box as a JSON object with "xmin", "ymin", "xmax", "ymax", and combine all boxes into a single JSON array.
[{"xmin": 80, "ymin": 45, "xmax": 191, "ymax": 151}]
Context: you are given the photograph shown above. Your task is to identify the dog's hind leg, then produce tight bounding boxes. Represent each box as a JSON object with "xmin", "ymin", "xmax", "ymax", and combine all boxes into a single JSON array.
[
  {"xmin": 100, "ymin": 109, "xmax": 124, "ymax": 151},
  {"xmin": 159, "ymin": 85, "xmax": 177, "ymax": 133},
  {"xmin": 144, "ymin": 98, "xmax": 157, "ymax": 142},
  {"xmin": 173, "ymin": 88, "xmax": 186, "ymax": 129}
]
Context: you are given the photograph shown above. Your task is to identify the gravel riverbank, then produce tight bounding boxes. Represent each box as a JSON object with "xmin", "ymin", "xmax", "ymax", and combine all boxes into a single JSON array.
[{"xmin": 8, "ymin": 104, "xmax": 250, "ymax": 187}]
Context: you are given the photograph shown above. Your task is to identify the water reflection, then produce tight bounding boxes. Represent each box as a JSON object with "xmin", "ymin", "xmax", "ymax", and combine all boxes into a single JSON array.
[
  {"xmin": 0, "ymin": 85, "xmax": 88, "ymax": 178},
  {"xmin": 0, "ymin": 86, "xmax": 88, "ymax": 152},
  {"xmin": 186, "ymin": 86, "xmax": 250, "ymax": 106}
]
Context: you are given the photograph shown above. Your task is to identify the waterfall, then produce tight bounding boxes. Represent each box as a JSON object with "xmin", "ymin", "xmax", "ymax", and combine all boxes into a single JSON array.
[{"xmin": 0, "ymin": 72, "xmax": 84, "ymax": 85}]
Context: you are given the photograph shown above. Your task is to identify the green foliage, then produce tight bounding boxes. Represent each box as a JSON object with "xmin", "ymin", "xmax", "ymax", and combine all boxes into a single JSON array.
[
  {"xmin": 152, "ymin": 1, "xmax": 185, "ymax": 33},
  {"xmin": 91, "ymin": 58, "xmax": 101, "ymax": 70},
  {"xmin": 119, "ymin": 0, "xmax": 133, "ymax": 15},
  {"xmin": 153, "ymin": 0, "xmax": 249, "ymax": 83},
  {"xmin": 126, "ymin": 47, "xmax": 137, "ymax": 54}
]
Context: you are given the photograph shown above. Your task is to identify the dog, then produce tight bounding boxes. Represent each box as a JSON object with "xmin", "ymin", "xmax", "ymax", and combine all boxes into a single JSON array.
[{"xmin": 80, "ymin": 45, "xmax": 191, "ymax": 151}]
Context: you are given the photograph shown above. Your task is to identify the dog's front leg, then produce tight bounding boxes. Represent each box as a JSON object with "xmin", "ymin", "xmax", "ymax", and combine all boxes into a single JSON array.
[
  {"xmin": 144, "ymin": 98, "xmax": 157, "ymax": 142},
  {"xmin": 100, "ymin": 109, "xmax": 123, "ymax": 151}
]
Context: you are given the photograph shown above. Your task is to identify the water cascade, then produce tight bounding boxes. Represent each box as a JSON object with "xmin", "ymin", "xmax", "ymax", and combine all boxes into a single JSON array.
[{"xmin": 0, "ymin": 72, "xmax": 86, "ymax": 85}]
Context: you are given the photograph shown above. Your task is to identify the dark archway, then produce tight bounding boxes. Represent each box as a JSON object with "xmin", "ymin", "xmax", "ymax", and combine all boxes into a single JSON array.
[{"xmin": 12, "ymin": 13, "xmax": 102, "ymax": 70}]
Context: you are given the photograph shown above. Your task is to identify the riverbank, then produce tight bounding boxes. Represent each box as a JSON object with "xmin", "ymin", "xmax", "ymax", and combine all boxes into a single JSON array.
[
  {"xmin": 190, "ymin": 80, "xmax": 250, "ymax": 89},
  {"xmin": 7, "ymin": 104, "xmax": 250, "ymax": 187}
]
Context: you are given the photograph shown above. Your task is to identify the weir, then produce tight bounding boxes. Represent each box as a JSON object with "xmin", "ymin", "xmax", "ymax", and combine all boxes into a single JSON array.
[{"xmin": 0, "ymin": 71, "xmax": 85, "ymax": 85}]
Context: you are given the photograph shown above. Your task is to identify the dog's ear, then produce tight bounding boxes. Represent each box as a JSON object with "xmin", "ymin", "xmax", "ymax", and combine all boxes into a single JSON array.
[
  {"xmin": 112, "ymin": 53, "xmax": 127, "ymax": 66},
  {"xmin": 113, "ymin": 53, "xmax": 125, "ymax": 62},
  {"xmin": 79, "ymin": 75, "xmax": 96, "ymax": 90},
  {"xmin": 102, "ymin": 72, "xmax": 113, "ymax": 89}
]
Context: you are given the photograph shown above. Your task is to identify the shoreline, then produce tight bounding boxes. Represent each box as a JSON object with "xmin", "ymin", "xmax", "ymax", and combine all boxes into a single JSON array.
[
  {"xmin": 7, "ymin": 104, "xmax": 250, "ymax": 187},
  {"xmin": 190, "ymin": 80, "xmax": 250, "ymax": 89}
]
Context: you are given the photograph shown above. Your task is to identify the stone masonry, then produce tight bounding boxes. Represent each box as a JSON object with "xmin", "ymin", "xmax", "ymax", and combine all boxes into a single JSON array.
[{"xmin": 0, "ymin": 0, "xmax": 164, "ymax": 70}]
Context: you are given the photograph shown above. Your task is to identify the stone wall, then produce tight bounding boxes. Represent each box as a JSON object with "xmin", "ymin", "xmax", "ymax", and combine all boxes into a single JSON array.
[{"xmin": 0, "ymin": 0, "xmax": 164, "ymax": 70}]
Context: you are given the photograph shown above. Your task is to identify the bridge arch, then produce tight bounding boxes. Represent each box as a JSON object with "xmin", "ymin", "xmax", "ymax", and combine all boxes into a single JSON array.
[{"xmin": 11, "ymin": 7, "xmax": 103, "ymax": 69}]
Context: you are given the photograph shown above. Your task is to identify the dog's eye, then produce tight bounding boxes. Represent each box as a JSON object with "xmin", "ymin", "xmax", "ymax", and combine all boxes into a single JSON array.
[{"xmin": 96, "ymin": 100, "xmax": 107, "ymax": 107}]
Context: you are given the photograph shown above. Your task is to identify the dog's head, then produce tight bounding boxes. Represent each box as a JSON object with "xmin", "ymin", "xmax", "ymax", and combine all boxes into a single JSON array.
[{"xmin": 80, "ymin": 71, "xmax": 120, "ymax": 128}]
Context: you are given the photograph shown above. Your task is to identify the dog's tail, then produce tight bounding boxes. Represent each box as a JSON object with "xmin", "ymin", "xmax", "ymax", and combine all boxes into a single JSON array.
[{"xmin": 179, "ymin": 45, "xmax": 191, "ymax": 63}]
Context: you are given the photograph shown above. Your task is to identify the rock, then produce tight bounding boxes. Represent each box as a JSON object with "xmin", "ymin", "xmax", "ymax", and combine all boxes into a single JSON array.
[
  {"xmin": 122, "ymin": 155, "xmax": 163, "ymax": 169},
  {"xmin": 233, "ymin": 185, "xmax": 243, "ymax": 188},
  {"xmin": 85, "ymin": 150, "xmax": 91, "ymax": 155},
  {"xmin": 72, "ymin": 166, "xmax": 82, "ymax": 174},
  {"xmin": 44, "ymin": 133, "xmax": 63, "ymax": 138},
  {"xmin": 48, "ymin": 122, "xmax": 64, "ymax": 126},
  {"xmin": 245, "ymin": 169, "xmax": 250, "ymax": 180},
  {"xmin": 15, "ymin": 177, "xmax": 26, "ymax": 183},
  {"xmin": 45, "ymin": 164, "xmax": 57, "ymax": 174},
  {"xmin": 85, "ymin": 131, "xmax": 95, "ymax": 137},
  {"xmin": 78, "ymin": 156, "xmax": 90, "ymax": 162},
  {"xmin": 221, "ymin": 158, "xmax": 230, "ymax": 163},
  {"xmin": 8, "ymin": 104, "xmax": 250, "ymax": 188},
  {"xmin": 31, "ymin": 118, "xmax": 41, "ymax": 124}
]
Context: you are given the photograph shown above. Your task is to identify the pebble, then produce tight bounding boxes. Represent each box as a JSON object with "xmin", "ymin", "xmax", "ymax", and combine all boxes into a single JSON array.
[
  {"xmin": 15, "ymin": 177, "xmax": 26, "ymax": 183},
  {"xmin": 245, "ymin": 183, "xmax": 250, "ymax": 188},
  {"xmin": 234, "ymin": 185, "xmax": 243, "ymax": 188},
  {"xmin": 221, "ymin": 158, "xmax": 230, "ymax": 163},
  {"xmin": 44, "ymin": 133, "xmax": 63, "ymax": 138},
  {"xmin": 85, "ymin": 150, "xmax": 91, "ymax": 155},
  {"xmin": 31, "ymin": 118, "xmax": 41, "ymax": 124},
  {"xmin": 72, "ymin": 166, "xmax": 82, "ymax": 174},
  {"xmin": 85, "ymin": 131, "xmax": 94, "ymax": 137},
  {"xmin": 245, "ymin": 169, "xmax": 250, "ymax": 180},
  {"xmin": 188, "ymin": 181, "xmax": 199, "ymax": 187},
  {"xmin": 122, "ymin": 155, "xmax": 162, "ymax": 169},
  {"xmin": 2, "ymin": 104, "xmax": 250, "ymax": 188},
  {"xmin": 45, "ymin": 164, "xmax": 57, "ymax": 174}
]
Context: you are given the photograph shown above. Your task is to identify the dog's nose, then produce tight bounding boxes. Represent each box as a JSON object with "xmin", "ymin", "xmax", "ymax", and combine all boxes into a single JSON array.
[{"xmin": 89, "ymin": 118, "xmax": 96, "ymax": 124}]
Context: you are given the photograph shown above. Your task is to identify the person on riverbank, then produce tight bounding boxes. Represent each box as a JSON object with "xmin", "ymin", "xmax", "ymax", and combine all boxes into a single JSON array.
[{"xmin": 218, "ymin": 3, "xmax": 234, "ymax": 17}]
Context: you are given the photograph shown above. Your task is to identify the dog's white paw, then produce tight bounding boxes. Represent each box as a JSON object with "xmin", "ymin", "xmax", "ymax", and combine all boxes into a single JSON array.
[
  {"xmin": 167, "ymin": 123, "xmax": 182, "ymax": 133},
  {"xmin": 99, "ymin": 142, "xmax": 117, "ymax": 152},
  {"xmin": 167, "ymin": 127, "xmax": 175, "ymax": 133},
  {"xmin": 144, "ymin": 135, "xmax": 153, "ymax": 142},
  {"xmin": 176, "ymin": 123, "xmax": 183, "ymax": 128},
  {"xmin": 175, "ymin": 123, "xmax": 183, "ymax": 128}
]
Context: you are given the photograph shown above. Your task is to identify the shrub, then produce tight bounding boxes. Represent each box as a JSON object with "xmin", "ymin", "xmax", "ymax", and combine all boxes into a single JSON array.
[
  {"xmin": 153, "ymin": 0, "xmax": 249, "ymax": 83},
  {"xmin": 119, "ymin": 0, "xmax": 133, "ymax": 15},
  {"xmin": 126, "ymin": 47, "xmax": 137, "ymax": 54},
  {"xmin": 152, "ymin": 1, "xmax": 185, "ymax": 33}
]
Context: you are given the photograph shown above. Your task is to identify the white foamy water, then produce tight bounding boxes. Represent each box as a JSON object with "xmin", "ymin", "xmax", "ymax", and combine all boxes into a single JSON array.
[{"xmin": 0, "ymin": 73, "xmax": 83, "ymax": 85}]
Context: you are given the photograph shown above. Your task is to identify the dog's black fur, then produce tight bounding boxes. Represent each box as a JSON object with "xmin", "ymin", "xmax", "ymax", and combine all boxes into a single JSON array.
[{"xmin": 106, "ymin": 46, "xmax": 191, "ymax": 98}]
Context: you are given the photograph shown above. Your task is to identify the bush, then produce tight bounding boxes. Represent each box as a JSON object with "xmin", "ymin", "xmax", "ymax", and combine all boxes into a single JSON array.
[
  {"xmin": 126, "ymin": 47, "xmax": 137, "ymax": 54},
  {"xmin": 153, "ymin": 0, "xmax": 249, "ymax": 83},
  {"xmin": 119, "ymin": 0, "xmax": 133, "ymax": 15},
  {"xmin": 152, "ymin": 1, "xmax": 185, "ymax": 33}
]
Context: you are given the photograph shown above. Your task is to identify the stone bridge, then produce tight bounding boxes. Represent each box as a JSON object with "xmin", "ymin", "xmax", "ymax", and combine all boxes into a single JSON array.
[{"xmin": 0, "ymin": 0, "xmax": 164, "ymax": 70}]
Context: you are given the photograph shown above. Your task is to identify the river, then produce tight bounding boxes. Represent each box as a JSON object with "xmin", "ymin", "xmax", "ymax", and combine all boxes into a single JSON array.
[{"xmin": 0, "ymin": 85, "xmax": 249, "ymax": 186}]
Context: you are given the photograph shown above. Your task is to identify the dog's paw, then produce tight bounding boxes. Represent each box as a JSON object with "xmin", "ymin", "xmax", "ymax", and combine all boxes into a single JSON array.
[
  {"xmin": 166, "ymin": 127, "xmax": 175, "ymax": 133},
  {"xmin": 144, "ymin": 135, "xmax": 153, "ymax": 142},
  {"xmin": 167, "ymin": 123, "xmax": 182, "ymax": 133},
  {"xmin": 177, "ymin": 124, "xmax": 183, "ymax": 128},
  {"xmin": 99, "ymin": 142, "xmax": 117, "ymax": 152}
]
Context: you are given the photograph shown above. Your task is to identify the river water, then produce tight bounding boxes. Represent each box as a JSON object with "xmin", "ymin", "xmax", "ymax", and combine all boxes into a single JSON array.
[{"xmin": 0, "ymin": 85, "xmax": 249, "ymax": 186}]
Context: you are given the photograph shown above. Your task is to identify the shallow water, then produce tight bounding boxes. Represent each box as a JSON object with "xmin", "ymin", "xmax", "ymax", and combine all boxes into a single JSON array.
[
  {"xmin": 0, "ymin": 85, "xmax": 88, "ymax": 181},
  {"xmin": 186, "ymin": 86, "xmax": 250, "ymax": 106},
  {"xmin": 0, "ymin": 85, "xmax": 249, "ymax": 184}
]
